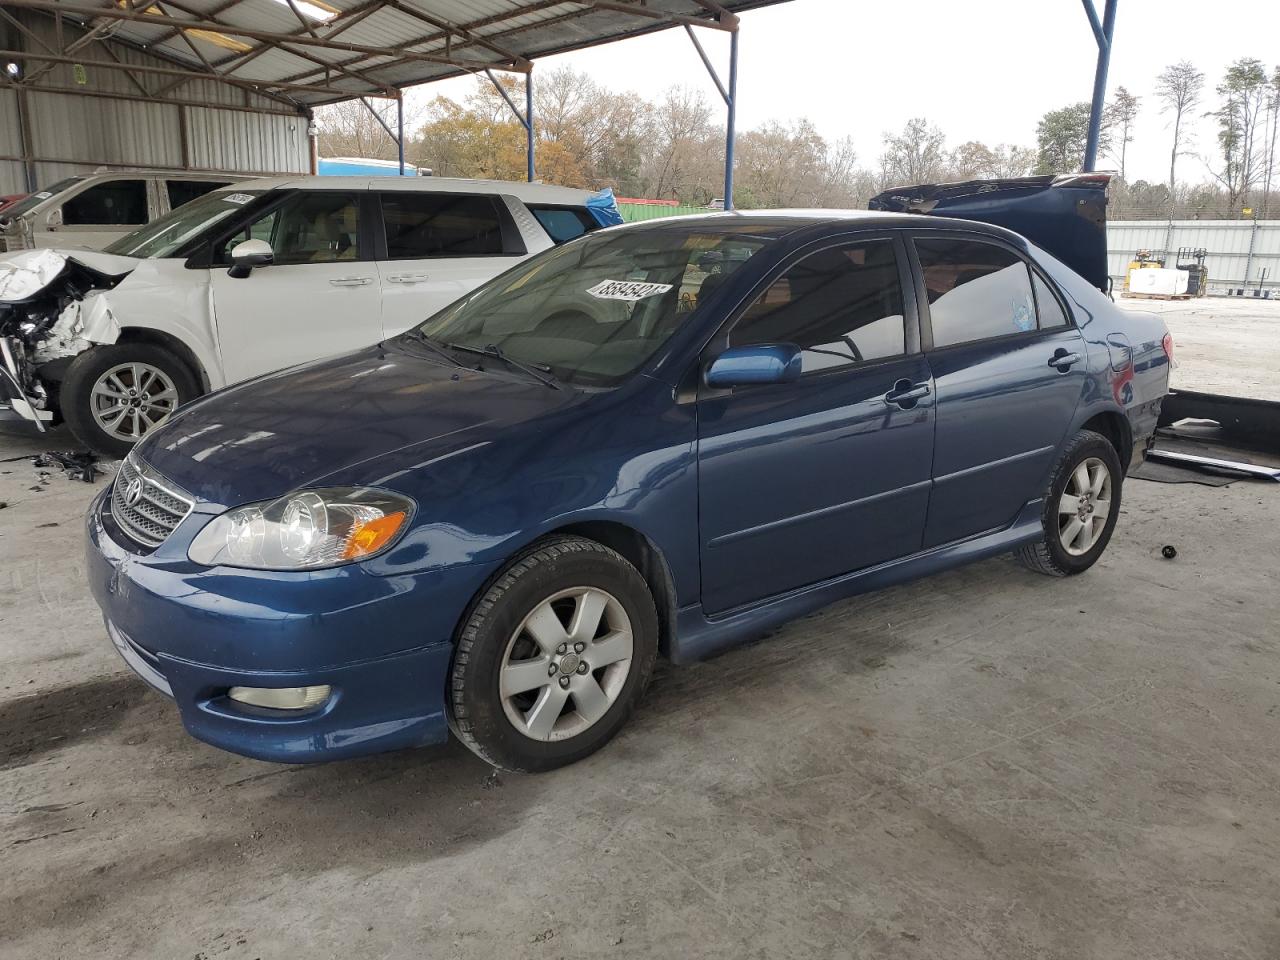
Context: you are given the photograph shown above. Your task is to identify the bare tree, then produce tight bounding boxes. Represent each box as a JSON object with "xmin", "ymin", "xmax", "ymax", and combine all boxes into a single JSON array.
[
  {"xmin": 1103, "ymin": 86, "xmax": 1141, "ymax": 181},
  {"xmin": 1265, "ymin": 66, "xmax": 1280, "ymax": 218},
  {"xmin": 1206, "ymin": 58, "xmax": 1270, "ymax": 214},
  {"xmin": 879, "ymin": 118, "xmax": 946, "ymax": 186},
  {"xmin": 1155, "ymin": 60, "xmax": 1204, "ymax": 197},
  {"xmin": 314, "ymin": 98, "xmax": 413, "ymax": 162}
]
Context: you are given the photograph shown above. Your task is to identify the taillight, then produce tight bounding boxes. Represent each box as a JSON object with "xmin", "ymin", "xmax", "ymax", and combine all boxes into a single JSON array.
[{"xmin": 1162, "ymin": 332, "xmax": 1174, "ymax": 362}]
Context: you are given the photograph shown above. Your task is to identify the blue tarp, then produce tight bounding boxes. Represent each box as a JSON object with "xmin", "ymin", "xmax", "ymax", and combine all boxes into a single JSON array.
[{"xmin": 586, "ymin": 187, "xmax": 624, "ymax": 227}]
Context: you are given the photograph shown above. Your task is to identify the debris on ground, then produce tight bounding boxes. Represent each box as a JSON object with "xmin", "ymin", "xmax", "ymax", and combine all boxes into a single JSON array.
[
  {"xmin": 31, "ymin": 450, "xmax": 103, "ymax": 483},
  {"xmin": 1162, "ymin": 545, "xmax": 1178, "ymax": 559}
]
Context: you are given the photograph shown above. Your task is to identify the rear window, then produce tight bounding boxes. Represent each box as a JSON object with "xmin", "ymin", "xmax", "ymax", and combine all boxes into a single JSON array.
[
  {"xmin": 380, "ymin": 193, "xmax": 507, "ymax": 258},
  {"xmin": 528, "ymin": 205, "xmax": 596, "ymax": 244},
  {"xmin": 915, "ymin": 238, "xmax": 1037, "ymax": 348},
  {"xmin": 167, "ymin": 179, "xmax": 230, "ymax": 210}
]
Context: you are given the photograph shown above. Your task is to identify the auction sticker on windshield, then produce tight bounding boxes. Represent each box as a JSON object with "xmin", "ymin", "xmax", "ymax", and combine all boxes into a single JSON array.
[
  {"xmin": 587, "ymin": 280, "xmax": 674, "ymax": 301},
  {"xmin": 222, "ymin": 193, "xmax": 255, "ymax": 205}
]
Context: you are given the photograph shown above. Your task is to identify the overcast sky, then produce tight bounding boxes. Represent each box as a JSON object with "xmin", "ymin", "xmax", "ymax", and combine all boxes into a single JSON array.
[{"xmin": 414, "ymin": 0, "xmax": 1280, "ymax": 187}]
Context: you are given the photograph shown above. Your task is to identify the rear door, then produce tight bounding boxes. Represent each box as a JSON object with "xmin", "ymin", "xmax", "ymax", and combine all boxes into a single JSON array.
[
  {"xmin": 911, "ymin": 232, "xmax": 1087, "ymax": 547},
  {"xmin": 696, "ymin": 235, "xmax": 935, "ymax": 614},
  {"xmin": 373, "ymin": 190, "xmax": 527, "ymax": 336},
  {"xmin": 209, "ymin": 190, "xmax": 382, "ymax": 384}
]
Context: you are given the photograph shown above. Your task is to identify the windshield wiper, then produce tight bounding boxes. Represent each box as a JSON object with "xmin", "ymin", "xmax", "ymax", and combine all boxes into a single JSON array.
[
  {"xmin": 399, "ymin": 329, "xmax": 467, "ymax": 369},
  {"xmin": 447, "ymin": 342, "xmax": 561, "ymax": 390}
]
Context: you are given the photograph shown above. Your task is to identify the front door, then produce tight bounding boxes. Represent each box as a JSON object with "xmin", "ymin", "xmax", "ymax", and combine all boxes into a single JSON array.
[
  {"xmin": 696, "ymin": 237, "xmax": 936, "ymax": 615},
  {"xmin": 374, "ymin": 190, "xmax": 526, "ymax": 337},
  {"xmin": 912, "ymin": 234, "xmax": 1088, "ymax": 547},
  {"xmin": 210, "ymin": 190, "xmax": 382, "ymax": 385}
]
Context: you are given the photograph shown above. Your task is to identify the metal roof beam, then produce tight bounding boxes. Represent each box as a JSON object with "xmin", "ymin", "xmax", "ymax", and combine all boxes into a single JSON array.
[
  {"xmin": 0, "ymin": 0, "xmax": 519, "ymax": 71},
  {"xmin": 584, "ymin": 2, "xmax": 737, "ymax": 32}
]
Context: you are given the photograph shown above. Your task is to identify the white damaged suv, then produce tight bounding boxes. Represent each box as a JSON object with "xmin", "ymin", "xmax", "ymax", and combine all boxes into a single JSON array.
[{"xmin": 0, "ymin": 176, "xmax": 618, "ymax": 457}]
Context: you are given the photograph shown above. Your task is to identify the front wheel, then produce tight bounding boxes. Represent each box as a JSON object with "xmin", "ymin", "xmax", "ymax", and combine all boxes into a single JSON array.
[
  {"xmin": 1015, "ymin": 429, "xmax": 1123, "ymax": 577},
  {"xmin": 60, "ymin": 344, "xmax": 200, "ymax": 459},
  {"xmin": 448, "ymin": 537, "xmax": 659, "ymax": 772}
]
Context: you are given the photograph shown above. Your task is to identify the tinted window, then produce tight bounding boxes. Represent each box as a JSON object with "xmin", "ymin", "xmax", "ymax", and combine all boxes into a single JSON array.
[
  {"xmin": 529, "ymin": 205, "xmax": 595, "ymax": 244},
  {"xmin": 62, "ymin": 180, "xmax": 148, "ymax": 226},
  {"xmin": 729, "ymin": 240, "xmax": 906, "ymax": 374},
  {"xmin": 167, "ymin": 179, "xmax": 229, "ymax": 210},
  {"xmin": 1033, "ymin": 272, "xmax": 1068, "ymax": 328},
  {"xmin": 381, "ymin": 194, "xmax": 505, "ymax": 258},
  {"xmin": 916, "ymin": 238, "xmax": 1037, "ymax": 347}
]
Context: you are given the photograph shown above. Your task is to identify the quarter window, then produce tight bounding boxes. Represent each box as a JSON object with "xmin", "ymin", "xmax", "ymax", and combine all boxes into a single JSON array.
[
  {"xmin": 915, "ymin": 238, "xmax": 1038, "ymax": 348},
  {"xmin": 729, "ymin": 240, "xmax": 907, "ymax": 374},
  {"xmin": 528, "ymin": 205, "xmax": 596, "ymax": 244},
  {"xmin": 61, "ymin": 180, "xmax": 148, "ymax": 226},
  {"xmin": 1032, "ymin": 273, "xmax": 1069, "ymax": 328},
  {"xmin": 380, "ymin": 194, "xmax": 506, "ymax": 258}
]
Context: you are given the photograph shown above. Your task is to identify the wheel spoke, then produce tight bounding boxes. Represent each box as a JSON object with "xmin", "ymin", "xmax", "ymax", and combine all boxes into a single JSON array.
[
  {"xmin": 92, "ymin": 383, "xmax": 127, "ymax": 399},
  {"xmin": 1071, "ymin": 462, "xmax": 1090, "ymax": 496},
  {"xmin": 1061, "ymin": 516, "xmax": 1084, "ymax": 549},
  {"xmin": 130, "ymin": 408, "xmax": 142, "ymax": 438},
  {"xmin": 590, "ymin": 629, "xmax": 633, "ymax": 668},
  {"xmin": 572, "ymin": 675, "xmax": 611, "ymax": 725},
  {"xmin": 568, "ymin": 589, "xmax": 608, "ymax": 644},
  {"xmin": 1092, "ymin": 498, "xmax": 1110, "ymax": 521},
  {"xmin": 522, "ymin": 601, "xmax": 570, "ymax": 655},
  {"xmin": 523, "ymin": 684, "xmax": 569, "ymax": 740},
  {"xmin": 147, "ymin": 387, "xmax": 178, "ymax": 405},
  {"xmin": 1058, "ymin": 493, "xmax": 1079, "ymax": 515},
  {"xmin": 501, "ymin": 657, "xmax": 552, "ymax": 697},
  {"xmin": 1089, "ymin": 463, "xmax": 1107, "ymax": 497}
]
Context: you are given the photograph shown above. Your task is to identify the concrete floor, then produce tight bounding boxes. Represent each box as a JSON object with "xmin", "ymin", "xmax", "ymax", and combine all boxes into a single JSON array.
[{"xmin": 3, "ymin": 304, "xmax": 1280, "ymax": 959}]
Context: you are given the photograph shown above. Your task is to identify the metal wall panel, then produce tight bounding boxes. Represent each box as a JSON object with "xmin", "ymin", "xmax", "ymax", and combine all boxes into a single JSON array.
[
  {"xmin": 1108, "ymin": 220, "xmax": 1280, "ymax": 293},
  {"xmin": 185, "ymin": 107, "xmax": 309, "ymax": 175},
  {"xmin": 0, "ymin": 88, "xmax": 22, "ymax": 194}
]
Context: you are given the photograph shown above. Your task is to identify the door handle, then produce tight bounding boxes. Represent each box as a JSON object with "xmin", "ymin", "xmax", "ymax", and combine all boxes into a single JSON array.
[
  {"xmin": 1048, "ymin": 350, "xmax": 1082, "ymax": 371},
  {"xmin": 329, "ymin": 277, "xmax": 373, "ymax": 286},
  {"xmin": 386, "ymin": 274, "xmax": 430, "ymax": 284},
  {"xmin": 884, "ymin": 379, "xmax": 930, "ymax": 408}
]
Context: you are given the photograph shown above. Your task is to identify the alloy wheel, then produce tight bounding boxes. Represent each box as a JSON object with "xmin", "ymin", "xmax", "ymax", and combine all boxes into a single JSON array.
[
  {"xmin": 90, "ymin": 362, "xmax": 180, "ymax": 442},
  {"xmin": 499, "ymin": 586, "xmax": 634, "ymax": 742},
  {"xmin": 1058, "ymin": 456, "xmax": 1111, "ymax": 556}
]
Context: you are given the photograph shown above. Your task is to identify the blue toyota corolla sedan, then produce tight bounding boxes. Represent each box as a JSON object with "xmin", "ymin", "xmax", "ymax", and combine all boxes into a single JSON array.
[{"xmin": 86, "ymin": 177, "xmax": 1171, "ymax": 772}]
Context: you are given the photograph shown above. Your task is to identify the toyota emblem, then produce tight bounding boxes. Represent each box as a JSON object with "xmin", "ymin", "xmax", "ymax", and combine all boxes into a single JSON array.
[{"xmin": 123, "ymin": 476, "xmax": 145, "ymax": 507}]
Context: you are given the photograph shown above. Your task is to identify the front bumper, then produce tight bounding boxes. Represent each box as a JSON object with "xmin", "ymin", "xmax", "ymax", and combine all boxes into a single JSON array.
[{"xmin": 85, "ymin": 489, "xmax": 493, "ymax": 763}]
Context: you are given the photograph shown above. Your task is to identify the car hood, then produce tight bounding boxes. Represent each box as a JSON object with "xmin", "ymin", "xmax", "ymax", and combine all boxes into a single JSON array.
[
  {"xmin": 869, "ymin": 174, "xmax": 1111, "ymax": 292},
  {"xmin": 139, "ymin": 343, "xmax": 576, "ymax": 509}
]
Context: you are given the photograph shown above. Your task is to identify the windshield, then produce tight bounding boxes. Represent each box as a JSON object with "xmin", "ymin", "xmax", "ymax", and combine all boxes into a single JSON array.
[
  {"xmin": 0, "ymin": 178, "xmax": 83, "ymax": 220},
  {"xmin": 104, "ymin": 189, "xmax": 263, "ymax": 258},
  {"xmin": 415, "ymin": 224, "xmax": 774, "ymax": 387}
]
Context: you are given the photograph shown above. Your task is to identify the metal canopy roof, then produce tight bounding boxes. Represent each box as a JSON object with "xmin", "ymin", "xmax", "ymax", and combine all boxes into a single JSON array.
[{"xmin": 1, "ymin": 0, "xmax": 790, "ymax": 108}]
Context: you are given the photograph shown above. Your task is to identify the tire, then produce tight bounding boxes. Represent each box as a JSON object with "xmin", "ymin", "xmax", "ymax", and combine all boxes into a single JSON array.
[
  {"xmin": 449, "ymin": 536, "xmax": 659, "ymax": 773},
  {"xmin": 1015, "ymin": 429, "xmax": 1123, "ymax": 577},
  {"xmin": 60, "ymin": 343, "xmax": 200, "ymax": 459}
]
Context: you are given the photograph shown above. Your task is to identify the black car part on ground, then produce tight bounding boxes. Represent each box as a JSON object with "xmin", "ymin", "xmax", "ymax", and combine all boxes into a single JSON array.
[{"xmin": 868, "ymin": 174, "xmax": 1111, "ymax": 293}]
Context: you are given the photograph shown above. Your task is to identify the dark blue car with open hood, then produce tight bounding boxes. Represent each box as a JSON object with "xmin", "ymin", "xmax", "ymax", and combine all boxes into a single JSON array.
[{"xmin": 85, "ymin": 176, "xmax": 1171, "ymax": 771}]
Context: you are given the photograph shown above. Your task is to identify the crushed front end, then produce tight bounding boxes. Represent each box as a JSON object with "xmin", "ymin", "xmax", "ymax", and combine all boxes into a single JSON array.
[{"xmin": 0, "ymin": 250, "xmax": 128, "ymax": 429}]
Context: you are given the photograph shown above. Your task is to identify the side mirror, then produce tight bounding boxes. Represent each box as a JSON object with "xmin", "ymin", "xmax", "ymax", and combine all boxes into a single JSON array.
[
  {"xmin": 705, "ymin": 344, "xmax": 802, "ymax": 389},
  {"xmin": 228, "ymin": 238, "xmax": 273, "ymax": 278}
]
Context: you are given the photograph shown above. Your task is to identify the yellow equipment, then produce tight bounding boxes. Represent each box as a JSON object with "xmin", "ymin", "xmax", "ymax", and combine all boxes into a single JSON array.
[{"xmin": 1122, "ymin": 249, "xmax": 1164, "ymax": 295}]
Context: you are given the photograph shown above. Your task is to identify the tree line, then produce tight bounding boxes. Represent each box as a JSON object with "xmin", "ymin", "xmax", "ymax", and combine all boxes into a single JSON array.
[{"xmin": 317, "ymin": 57, "xmax": 1280, "ymax": 221}]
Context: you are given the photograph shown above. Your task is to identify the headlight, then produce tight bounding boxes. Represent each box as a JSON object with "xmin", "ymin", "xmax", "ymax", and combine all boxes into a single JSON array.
[{"xmin": 188, "ymin": 487, "xmax": 414, "ymax": 569}]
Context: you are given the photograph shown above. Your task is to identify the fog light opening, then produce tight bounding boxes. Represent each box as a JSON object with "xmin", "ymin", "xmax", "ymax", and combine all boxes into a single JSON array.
[{"xmin": 228, "ymin": 685, "xmax": 331, "ymax": 710}]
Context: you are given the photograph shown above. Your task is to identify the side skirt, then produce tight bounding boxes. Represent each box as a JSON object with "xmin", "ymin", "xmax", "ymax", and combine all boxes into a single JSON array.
[{"xmin": 669, "ymin": 499, "xmax": 1044, "ymax": 665}]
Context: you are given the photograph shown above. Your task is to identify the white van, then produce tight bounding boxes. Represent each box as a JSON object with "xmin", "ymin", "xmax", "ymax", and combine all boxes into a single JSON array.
[
  {"xmin": 0, "ymin": 176, "xmax": 619, "ymax": 456},
  {"xmin": 0, "ymin": 171, "xmax": 241, "ymax": 252}
]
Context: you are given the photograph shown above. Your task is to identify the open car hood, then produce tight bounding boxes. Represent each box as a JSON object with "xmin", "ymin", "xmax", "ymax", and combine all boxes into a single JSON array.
[{"xmin": 868, "ymin": 174, "xmax": 1111, "ymax": 292}]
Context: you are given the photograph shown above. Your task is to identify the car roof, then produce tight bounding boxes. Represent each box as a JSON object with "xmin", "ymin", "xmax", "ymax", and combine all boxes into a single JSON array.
[
  {"xmin": 612, "ymin": 208, "xmax": 1028, "ymax": 245},
  {"xmin": 222, "ymin": 175, "xmax": 597, "ymax": 204}
]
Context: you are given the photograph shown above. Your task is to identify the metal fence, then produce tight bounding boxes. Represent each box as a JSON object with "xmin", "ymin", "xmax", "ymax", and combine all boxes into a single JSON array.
[
  {"xmin": 617, "ymin": 202, "xmax": 709, "ymax": 223},
  {"xmin": 1107, "ymin": 220, "xmax": 1280, "ymax": 296}
]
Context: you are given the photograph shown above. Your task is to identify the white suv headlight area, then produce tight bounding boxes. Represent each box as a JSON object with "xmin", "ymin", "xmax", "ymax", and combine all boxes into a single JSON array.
[{"xmin": 188, "ymin": 487, "xmax": 414, "ymax": 570}]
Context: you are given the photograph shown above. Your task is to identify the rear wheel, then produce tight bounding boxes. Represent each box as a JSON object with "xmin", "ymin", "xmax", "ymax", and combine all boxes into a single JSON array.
[
  {"xmin": 60, "ymin": 343, "xmax": 199, "ymax": 459},
  {"xmin": 448, "ymin": 537, "xmax": 658, "ymax": 772},
  {"xmin": 1015, "ymin": 429, "xmax": 1123, "ymax": 576}
]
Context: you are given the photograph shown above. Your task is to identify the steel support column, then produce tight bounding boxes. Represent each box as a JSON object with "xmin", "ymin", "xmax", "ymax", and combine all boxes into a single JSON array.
[
  {"xmin": 526, "ymin": 67, "xmax": 535, "ymax": 183},
  {"xmin": 685, "ymin": 20, "xmax": 739, "ymax": 210},
  {"xmin": 397, "ymin": 94, "xmax": 406, "ymax": 175},
  {"xmin": 1081, "ymin": 0, "xmax": 1117, "ymax": 173}
]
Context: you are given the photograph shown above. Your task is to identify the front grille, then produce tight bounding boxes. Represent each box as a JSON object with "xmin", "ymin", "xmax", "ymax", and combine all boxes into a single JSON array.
[{"xmin": 110, "ymin": 454, "xmax": 194, "ymax": 548}]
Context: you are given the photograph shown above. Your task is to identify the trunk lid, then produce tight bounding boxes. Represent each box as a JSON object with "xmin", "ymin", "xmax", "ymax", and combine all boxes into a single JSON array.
[{"xmin": 868, "ymin": 174, "xmax": 1111, "ymax": 292}]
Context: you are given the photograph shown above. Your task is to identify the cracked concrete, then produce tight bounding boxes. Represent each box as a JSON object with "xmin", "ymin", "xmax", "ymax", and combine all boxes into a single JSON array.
[{"xmin": 2, "ymin": 416, "xmax": 1279, "ymax": 958}]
